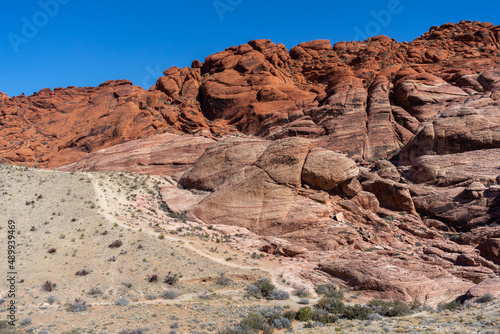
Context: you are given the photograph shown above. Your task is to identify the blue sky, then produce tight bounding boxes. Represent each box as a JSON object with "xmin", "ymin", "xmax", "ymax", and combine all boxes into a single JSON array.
[{"xmin": 0, "ymin": 0, "xmax": 498, "ymax": 97}]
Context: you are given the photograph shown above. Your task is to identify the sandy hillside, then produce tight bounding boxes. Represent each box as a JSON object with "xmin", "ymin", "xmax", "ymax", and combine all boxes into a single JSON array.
[{"xmin": 0, "ymin": 164, "xmax": 288, "ymax": 333}]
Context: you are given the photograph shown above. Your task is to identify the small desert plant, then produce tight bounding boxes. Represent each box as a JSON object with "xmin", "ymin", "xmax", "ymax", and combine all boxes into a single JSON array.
[
  {"xmin": 115, "ymin": 297, "xmax": 130, "ymax": 306},
  {"xmin": 42, "ymin": 280, "xmax": 56, "ymax": 292},
  {"xmin": 283, "ymin": 310, "xmax": 297, "ymax": 321},
  {"xmin": 63, "ymin": 328, "xmax": 81, "ymax": 334},
  {"xmin": 47, "ymin": 295, "xmax": 56, "ymax": 304},
  {"xmin": 253, "ymin": 278, "xmax": 275, "ymax": 298},
  {"xmin": 147, "ymin": 274, "xmax": 159, "ymax": 283},
  {"xmin": 271, "ymin": 316, "xmax": 291, "ymax": 329},
  {"xmin": 62, "ymin": 329, "xmax": 81, "ymax": 334},
  {"xmin": 479, "ymin": 293, "xmax": 495, "ymax": 303},
  {"xmin": 296, "ymin": 307, "xmax": 313, "ymax": 321},
  {"xmin": 162, "ymin": 289, "xmax": 179, "ymax": 300},
  {"xmin": 75, "ymin": 269, "xmax": 90, "ymax": 276},
  {"xmin": 437, "ymin": 300, "xmax": 461, "ymax": 312},
  {"xmin": 215, "ymin": 272, "xmax": 231, "ymax": 286},
  {"xmin": 342, "ymin": 304, "xmax": 372, "ymax": 320},
  {"xmin": 67, "ymin": 298, "xmax": 87, "ymax": 312},
  {"xmin": 250, "ymin": 252, "xmax": 261, "ymax": 260},
  {"xmin": 109, "ymin": 240, "xmax": 123, "ymax": 248},
  {"xmin": 164, "ymin": 272, "xmax": 179, "ymax": 285},
  {"xmin": 246, "ymin": 284, "xmax": 261, "ymax": 298},
  {"xmin": 312, "ymin": 308, "xmax": 338, "ymax": 324},
  {"xmin": 20, "ymin": 318, "xmax": 32, "ymax": 326},
  {"xmin": 268, "ymin": 289, "xmax": 290, "ymax": 300},
  {"xmin": 240, "ymin": 313, "xmax": 267, "ymax": 331},
  {"xmin": 317, "ymin": 296, "xmax": 345, "ymax": 314},
  {"xmin": 88, "ymin": 287, "xmax": 103, "ymax": 295},
  {"xmin": 368, "ymin": 299, "xmax": 412, "ymax": 317}
]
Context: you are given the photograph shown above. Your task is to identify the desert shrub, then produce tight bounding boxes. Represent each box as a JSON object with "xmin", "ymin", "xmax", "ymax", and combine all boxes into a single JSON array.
[
  {"xmin": 88, "ymin": 287, "xmax": 103, "ymax": 295},
  {"xmin": 437, "ymin": 300, "xmax": 461, "ymax": 312},
  {"xmin": 299, "ymin": 298, "xmax": 310, "ymax": 304},
  {"xmin": 215, "ymin": 273, "xmax": 231, "ymax": 286},
  {"xmin": 75, "ymin": 269, "xmax": 90, "ymax": 276},
  {"xmin": 38, "ymin": 331, "xmax": 49, "ymax": 334},
  {"xmin": 20, "ymin": 318, "xmax": 32, "ymax": 326},
  {"xmin": 0, "ymin": 297, "xmax": 4, "ymax": 304},
  {"xmin": 296, "ymin": 306, "xmax": 313, "ymax": 322},
  {"xmin": 262, "ymin": 325, "xmax": 274, "ymax": 334},
  {"xmin": 47, "ymin": 295, "xmax": 56, "ymax": 304},
  {"xmin": 253, "ymin": 278, "xmax": 275, "ymax": 298},
  {"xmin": 316, "ymin": 285, "xmax": 344, "ymax": 299},
  {"xmin": 109, "ymin": 240, "xmax": 123, "ymax": 248},
  {"xmin": 283, "ymin": 310, "xmax": 297, "ymax": 321},
  {"xmin": 115, "ymin": 297, "xmax": 130, "ymax": 306},
  {"xmin": 303, "ymin": 321, "xmax": 324, "ymax": 329},
  {"xmin": 246, "ymin": 284, "xmax": 261, "ymax": 298},
  {"xmin": 164, "ymin": 272, "xmax": 179, "ymax": 285},
  {"xmin": 317, "ymin": 296, "xmax": 345, "ymax": 314},
  {"xmin": 368, "ymin": 299, "xmax": 412, "ymax": 317},
  {"xmin": 198, "ymin": 291, "xmax": 213, "ymax": 300},
  {"xmin": 117, "ymin": 328, "xmax": 149, "ymax": 334},
  {"xmin": 42, "ymin": 280, "xmax": 56, "ymax": 292},
  {"xmin": 240, "ymin": 313, "xmax": 266, "ymax": 331},
  {"xmin": 170, "ymin": 323, "xmax": 179, "ymax": 329},
  {"xmin": 479, "ymin": 293, "xmax": 495, "ymax": 303},
  {"xmin": 121, "ymin": 281, "xmax": 132, "ymax": 288},
  {"xmin": 343, "ymin": 304, "xmax": 372, "ymax": 320},
  {"xmin": 0, "ymin": 320, "xmax": 24, "ymax": 333},
  {"xmin": 250, "ymin": 252, "xmax": 261, "ymax": 259},
  {"xmin": 145, "ymin": 293, "xmax": 157, "ymax": 300},
  {"xmin": 272, "ymin": 316, "xmax": 291, "ymax": 329},
  {"xmin": 62, "ymin": 330, "xmax": 81, "ymax": 334},
  {"xmin": 147, "ymin": 274, "xmax": 159, "ymax": 283},
  {"xmin": 268, "ymin": 289, "xmax": 289, "ymax": 300},
  {"xmin": 312, "ymin": 308, "xmax": 338, "ymax": 324},
  {"xmin": 162, "ymin": 289, "xmax": 179, "ymax": 300},
  {"xmin": 368, "ymin": 312, "xmax": 384, "ymax": 321},
  {"xmin": 68, "ymin": 299, "xmax": 87, "ymax": 312}
]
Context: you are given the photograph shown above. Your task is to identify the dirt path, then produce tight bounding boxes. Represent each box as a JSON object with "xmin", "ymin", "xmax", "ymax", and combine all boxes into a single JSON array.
[{"xmin": 87, "ymin": 172, "xmax": 313, "ymax": 305}]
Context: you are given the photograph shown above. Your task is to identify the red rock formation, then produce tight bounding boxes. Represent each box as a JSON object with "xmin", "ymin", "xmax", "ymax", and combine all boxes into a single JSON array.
[
  {"xmin": 2, "ymin": 21, "xmax": 500, "ymax": 305},
  {"xmin": 2, "ymin": 21, "xmax": 499, "ymax": 167}
]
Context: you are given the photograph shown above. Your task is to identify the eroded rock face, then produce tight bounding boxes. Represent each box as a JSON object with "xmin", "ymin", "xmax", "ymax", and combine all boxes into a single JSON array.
[
  {"xmin": 60, "ymin": 133, "xmax": 216, "ymax": 176},
  {"xmin": 3, "ymin": 21, "xmax": 499, "ymax": 167},
  {"xmin": 158, "ymin": 135, "xmax": 498, "ymax": 305}
]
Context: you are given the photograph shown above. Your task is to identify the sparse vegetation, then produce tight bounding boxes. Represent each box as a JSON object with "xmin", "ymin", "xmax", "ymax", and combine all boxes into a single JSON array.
[
  {"xmin": 109, "ymin": 240, "xmax": 123, "ymax": 248},
  {"xmin": 42, "ymin": 280, "xmax": 56, "ymax": 292}
]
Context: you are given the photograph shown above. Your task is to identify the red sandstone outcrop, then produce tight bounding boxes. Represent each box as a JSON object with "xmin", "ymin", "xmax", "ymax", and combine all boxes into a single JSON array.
[
  {"xmin": 2, "ymin": 21, "xmax": 499, "ymax": 167},
  {"xmin": 60, "ymin": 133, "xmax": 216, "ymax": 175}
]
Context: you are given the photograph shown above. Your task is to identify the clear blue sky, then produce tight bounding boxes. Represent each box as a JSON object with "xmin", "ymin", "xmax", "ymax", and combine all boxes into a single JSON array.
[{"xmin": 0, "ymin": 0, "xmax": 498, "ymax": 97}]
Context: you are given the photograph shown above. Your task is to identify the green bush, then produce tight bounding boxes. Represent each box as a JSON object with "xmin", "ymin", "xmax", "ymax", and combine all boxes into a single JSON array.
[
  {"xmin": 479, "ymin": 293, "xmax": 495, "ymax": 303},
  {"xmin": 343, "ymin": 304, "xmax": 372, "ymax": 320},
  {"xmin": 283, "ymin": 310, "xmax": 297, "ymax": 321},
  {"xmin": 437, "ymin": 300, "xmax": 461, "ymax": 312},
  {"xmin": 368, "ymin": 299, "xmax": 412, "ymax": 317},
  {"xmin": 240, "ymin": 313, "xmax": 267, "ymax": 331},
  {"xmin": 317, "ymin": 296, "xmax": 345, "ymax": 314},
  {"xmin": 312, "ymin": 308, "xmax": 338, "ymax": 324},
  {"xmin": 253, "ymin": 278, "xmax": 276, "ymax": 298},
  {"xmin": 296, "ymin": 307, "xmax": 313, "ymax": 322}
]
